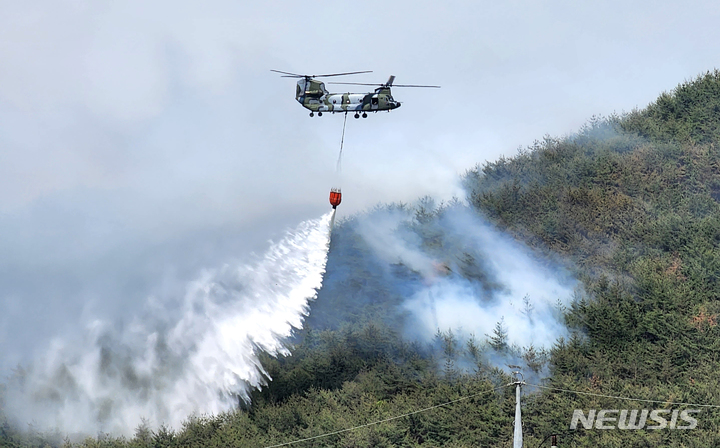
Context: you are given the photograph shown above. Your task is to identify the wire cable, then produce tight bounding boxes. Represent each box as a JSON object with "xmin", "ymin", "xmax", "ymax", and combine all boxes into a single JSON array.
[
  {"xmin": 526, "ymin": 383, "xmax": 720, "ymax": 409},
  {"xmin": 263, "ymin": 384, "xmax": 510, "ymax": 448},
  {"xmin": 336, "ymin": 112, "xmax": 347, "ymax": 175}
]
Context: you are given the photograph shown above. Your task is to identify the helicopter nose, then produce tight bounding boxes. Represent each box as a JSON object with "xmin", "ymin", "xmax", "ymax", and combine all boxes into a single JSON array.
[{"xmin": 395, "ymin": 102, "xmax": 401, "ymax": 108}]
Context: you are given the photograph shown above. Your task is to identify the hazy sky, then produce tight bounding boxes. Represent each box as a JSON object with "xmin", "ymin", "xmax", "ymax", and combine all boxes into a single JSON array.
[{"xmin": 1, "ymin": 0, "xmax": 720, "ymax": 373}]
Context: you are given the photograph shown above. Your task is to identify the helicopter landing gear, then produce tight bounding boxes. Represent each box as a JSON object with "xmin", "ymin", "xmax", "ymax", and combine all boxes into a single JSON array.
[
  {"xmin": 318, "ymin": 111, "xmax": 323, "ymax": 117},
  {"xmin": 354, "ymin": 113, "xmax": 360, "ymax": 119},
  {"xmin": 310, "ymin": 112, "xmax": 314, "ymax": 117},
  {"xmin": 362, "ymin": 112, "xmax": 367, "ymax": 118}
]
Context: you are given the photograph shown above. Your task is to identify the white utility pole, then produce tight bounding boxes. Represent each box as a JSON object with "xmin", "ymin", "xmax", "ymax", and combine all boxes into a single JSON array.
[{"xmin": 508, "ymin": 366, "xmax": 526, "ymax": 448}]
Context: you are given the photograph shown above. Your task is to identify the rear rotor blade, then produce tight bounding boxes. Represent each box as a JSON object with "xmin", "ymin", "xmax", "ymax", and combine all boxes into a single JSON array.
[
  {"xmin": 391, "ymin": 84, "xmax": 441, "ymax": 88},
  {"xmin": 328, "ymin": 82, "xmax": 441, "ymax": 88}
]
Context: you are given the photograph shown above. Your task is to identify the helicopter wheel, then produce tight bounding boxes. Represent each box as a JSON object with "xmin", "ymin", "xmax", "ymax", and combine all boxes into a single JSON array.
[
  {"xmin": 362, "ymin": 113, "xmax": 367, "ymax": 118},
  {"xmin": 354, "ymin": 113, "xmax": 360, "ymax": 119},
  {"xmin": 318, "ymin": 111, "xmax": 323, "ymax": 117},
  {"xmin": 309, "ymin": 112, "xmax": 314, "ymax": 117}
]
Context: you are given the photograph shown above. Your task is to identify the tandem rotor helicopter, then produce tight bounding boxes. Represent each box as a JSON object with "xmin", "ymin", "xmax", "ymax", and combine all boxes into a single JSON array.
[{"xmin": 271, "ymin": 70, "xmax": 440, "ymax": 118}]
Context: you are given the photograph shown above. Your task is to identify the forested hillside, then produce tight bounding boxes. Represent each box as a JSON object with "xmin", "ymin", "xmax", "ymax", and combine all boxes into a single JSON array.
[{"xmin": 4, "ymin": 70, "xmax": 720, "ymax": 447}]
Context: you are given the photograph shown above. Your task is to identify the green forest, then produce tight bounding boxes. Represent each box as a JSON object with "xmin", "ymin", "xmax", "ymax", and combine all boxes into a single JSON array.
[{"xmin": 5, "ymin": 70, "xmax": 720, "ymax": 447}]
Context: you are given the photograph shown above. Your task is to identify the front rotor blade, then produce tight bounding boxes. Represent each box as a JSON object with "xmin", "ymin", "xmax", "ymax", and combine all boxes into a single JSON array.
[
  {"xmin": 313, "ymin": 70, "xmax": 373, "ymax": 78},
  {"xmin": 270, "ymin": 69, "xmax": 304, "ymax": 77},
  {"xmin": 327, "ymin": 82, "xmax": 384, "ymax": 86}
]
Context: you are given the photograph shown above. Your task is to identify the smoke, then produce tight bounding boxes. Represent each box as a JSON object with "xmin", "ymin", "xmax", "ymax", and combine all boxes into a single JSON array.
[
  {"xmin": 4, "ymin": 212, "xmax": 333, "ymax": 436},
  {"xmin": 352, "ymin": 203, "xmax": 577, "ymax": 363}
]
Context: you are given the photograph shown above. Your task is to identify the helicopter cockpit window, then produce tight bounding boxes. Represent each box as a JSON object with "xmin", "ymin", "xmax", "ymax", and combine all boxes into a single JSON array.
[{"xmin": 371, "ymin": 97, "xmax": 379, "ymax": 105}]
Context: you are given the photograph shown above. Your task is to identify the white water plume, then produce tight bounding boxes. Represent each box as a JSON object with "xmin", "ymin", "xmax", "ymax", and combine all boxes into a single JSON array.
[{"xmin": 5, "ymin": 212, "xmax": 333, "ymax": 436}]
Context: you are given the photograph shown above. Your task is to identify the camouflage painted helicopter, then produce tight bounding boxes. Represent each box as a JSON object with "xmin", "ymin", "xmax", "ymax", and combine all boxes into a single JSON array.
[{"xmin": 271, "ymin": 70, "xmax": 440, "ymax": 118}]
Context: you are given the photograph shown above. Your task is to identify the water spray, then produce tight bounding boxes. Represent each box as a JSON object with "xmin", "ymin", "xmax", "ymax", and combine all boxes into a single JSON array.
[{"xmin": 5, "ymin": 212, "xmax": 335, "ymax": 435}]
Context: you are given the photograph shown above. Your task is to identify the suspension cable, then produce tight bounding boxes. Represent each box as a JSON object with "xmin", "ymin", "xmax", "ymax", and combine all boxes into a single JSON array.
[{"xmin": 336, "ymin": 111, "xmax": 347, "ymax": 174}]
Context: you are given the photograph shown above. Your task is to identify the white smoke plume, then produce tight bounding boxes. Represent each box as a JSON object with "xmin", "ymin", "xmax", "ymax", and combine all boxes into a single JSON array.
[
  {"xmin": 5, "ymin": 212, "xmax": 333, "ymax": 436},
  {"xmin": 354, "ymin": 204, "xmax": 576, "ymax": 352}
]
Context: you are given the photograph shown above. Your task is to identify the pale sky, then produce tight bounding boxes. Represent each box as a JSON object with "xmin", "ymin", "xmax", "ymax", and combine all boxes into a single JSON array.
[{"xmin": 1, "ymin": 0, "xmax": 719, "ymax": 373}]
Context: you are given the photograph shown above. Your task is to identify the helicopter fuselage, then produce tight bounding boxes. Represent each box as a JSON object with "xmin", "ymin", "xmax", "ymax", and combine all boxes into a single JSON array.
[{"xmin": 296, "ymin": 78, "xmax": 401, "ymax": 114}]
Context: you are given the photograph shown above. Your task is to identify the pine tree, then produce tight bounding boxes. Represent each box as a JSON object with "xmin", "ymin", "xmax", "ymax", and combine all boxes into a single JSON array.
[{"xmin": 488, "ymin": 317, "xmax": 509, "ymax": 352}]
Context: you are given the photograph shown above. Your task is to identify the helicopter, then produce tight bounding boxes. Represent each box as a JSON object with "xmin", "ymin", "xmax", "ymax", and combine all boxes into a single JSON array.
[{"xmin": 271, "ymin": 70, "xmax": 440, "ymax": 118}]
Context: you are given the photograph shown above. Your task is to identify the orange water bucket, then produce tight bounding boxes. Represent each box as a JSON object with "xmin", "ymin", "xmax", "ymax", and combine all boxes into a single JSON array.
[{"xmin": 329, "ymin": 188, "xmax": 342, "ymax": 209}]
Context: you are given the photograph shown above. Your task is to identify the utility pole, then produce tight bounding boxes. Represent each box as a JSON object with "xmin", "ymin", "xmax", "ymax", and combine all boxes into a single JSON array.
[{"xmin": 508, "ymin": 366, "xmax": 526, "ymax": 448}]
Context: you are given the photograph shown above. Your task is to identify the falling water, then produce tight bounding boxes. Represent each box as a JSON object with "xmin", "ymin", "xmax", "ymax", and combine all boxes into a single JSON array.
[{"xmin": 5, "ymin": 212, "xmax": 334, "ymax": 435}]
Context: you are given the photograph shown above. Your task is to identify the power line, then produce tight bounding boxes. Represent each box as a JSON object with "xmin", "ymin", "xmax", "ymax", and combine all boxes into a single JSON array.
[
  {"xmin": 526, "ymin": 383, "xmax": 720, "ymax": 409},
  {"xmin": 263, "ymin": 384, "xmax": 509, "ymax": 448},
  {"xmin": 264, "ymin": 381, "xmax": 720, "ymax": 448}
]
